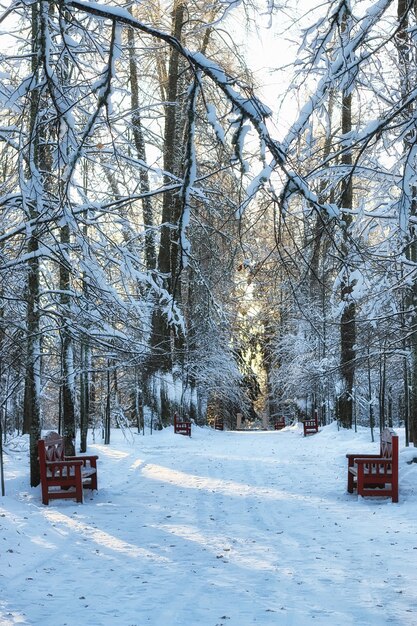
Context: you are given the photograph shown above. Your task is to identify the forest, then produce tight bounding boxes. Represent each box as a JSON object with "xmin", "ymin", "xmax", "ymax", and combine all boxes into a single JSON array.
[{"xmin": 1, "ymin": 0, "xmax": 417, "ymax": 486}]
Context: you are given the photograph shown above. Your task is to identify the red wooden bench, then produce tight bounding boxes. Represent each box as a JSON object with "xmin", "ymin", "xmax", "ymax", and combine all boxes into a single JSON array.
[
  {"xmin": 173, "ymin": 413, "xmax": 191, "ymax": 437},
  {"xmin": 303, "ymin": 411, "xmax": 318, "ymax": 436},
  {"xmin": 274, "ymin": 417, "xmax": 285, "ymax": 430},
  {"xmin": 38, "ymin": 432, "xmax": 98, "ymax": 505},
  {"xmin": 346, "ymin": 428, "xmax": 399, "ymax": 502},
  {"xmin": 214, "ymin": 418, "xmax": 224, "ymax": 431}
]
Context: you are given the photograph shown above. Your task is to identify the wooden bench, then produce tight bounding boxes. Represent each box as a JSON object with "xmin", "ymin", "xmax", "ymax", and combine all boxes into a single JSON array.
[
  {"xmin": 346, "ymin": 428, "xmax": 399, "ymax": 502},
  {"xmin": 38, "ymin": 432, "xmax": 98, "ymax": 505},
  {"xmin": 214, "ymin": 418, "xmax": 224, "ymax": 431},
  {"xmin": 274, "ymin": 417, "xmax": 285, "ymax": 430},
  {"xmin": 174, "ymin": 413, "xmax": 191, "ymax": 437},
  {"xmin": 303, "ymin": 412, "xmax": 318, "ymax": 436}
]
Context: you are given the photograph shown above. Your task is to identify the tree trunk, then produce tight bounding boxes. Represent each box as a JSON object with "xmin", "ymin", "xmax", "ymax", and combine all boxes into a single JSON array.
[
  {"xmin": 147, "ymin": 1, "xmax": 186, "ymax": 401},
  {"xmin": 79, "ymin": 341, "xmax": 90, "ymax": 453},
  {"xmin": 104, "ymin": 363, "xmax": 111, "ymax": 444},
  {"xmin": 127, "ymin": 18, "xmax": 156, "ymax": 272},
  {"xmin": 60, "ymin": 222, "xmax": 76, "ymax": 456},
  {"xmin": 367, "ymin": 346, "xmax": 375, "ymax": 442},
  {"xmin": 337, "ymin": 85, "xmax": 356, "ymax": 428},
  {"xmin": 79, "ymin": 165, "xmax": 90, "ymax": 453},
  {"xmin": 379, "ymin": 352, "xmax": 386, "ymax": 430},
  {"xmin": 24, "ymin": 1, "xmax": 42, "ymax": 487},
  {"xmin": 397, "ymin": 0, "xmax": 417, "ymax": 444},
  {"xmin": 24, "ymin": 207, "xmax": 42, "ymax": 488}
]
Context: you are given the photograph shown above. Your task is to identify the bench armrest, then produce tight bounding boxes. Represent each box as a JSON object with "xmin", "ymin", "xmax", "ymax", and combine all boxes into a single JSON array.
[
  {"xmin": 66, "ymin": 455, "xmax": 98, "ymax": 467},
  {"xmin": 346, "ymin": 453, "xmax": 382, "ymax": 460},
  {"xmin": 46, "ymin": 459, "xmax": 83, "ymax": 467},
  {"xmin": 354, "ymin": 456, "xmax": 391, "ymax": 466},
  {"xmin": 346, "ymin": 453, "xmax": 382, "ymax": 467}
]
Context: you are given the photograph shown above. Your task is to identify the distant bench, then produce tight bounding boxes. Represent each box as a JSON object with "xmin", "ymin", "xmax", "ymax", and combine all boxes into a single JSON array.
[
  {"xmin": 346, "ymin": 428, "xmax": 399, "ymax": 502},
  {"xmin": 214, "ymin": 418, "xmax": 224, "ymax": 431},
  {"xmin": 38, "ymin": 432, "xmax": 98, "ymax": 505},
  {"xmin": 274, "ymin": 417, "xmax": 285, "ymax": 430},
  {"xmin": 174, "ymin": 413, "xmax": 191, "ymax": 437},
  {"xmin": 303, "ymin": 412, "xmax": 318, "ymax": 436}
]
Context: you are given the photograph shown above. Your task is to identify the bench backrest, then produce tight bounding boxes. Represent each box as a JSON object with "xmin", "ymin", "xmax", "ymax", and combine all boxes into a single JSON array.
[
  {"xmin": 380, "ymin": 428, "xmax": 398, "ymax": 462},
  {"xmin": 303, "ymin": 412, "xmax": 318, "ymax": 435},
  {"xmin": 174, "ymin": 414, "xmax": 190, "ymax": 425},
  {"xmin": 173, "ymin": 414, "xmax": 191, "ymax": 436},
  {"xmin": 38, "ymin": 432, "xmax": 65, "ymax": 464}
]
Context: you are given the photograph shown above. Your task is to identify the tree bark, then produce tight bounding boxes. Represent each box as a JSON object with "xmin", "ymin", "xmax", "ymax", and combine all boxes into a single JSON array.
[
  {"xmin": 79, "ymin": 340, "xmax": 90, "ymax": 453},
  {"xmin": 24, "ymin": 1, "xmax": 42, "ymax": 486},
  {"xmin": 127, "ymin": 17, "xmax": 156, "ymax": 272},
  {"xmin": 397, "ymin": 0, "xmax": 417, "ymax": 444},
  {"xmin": 60, "ymin": 222, "xmax": 76, "ymax": 456},
  {"xmin": 337, "ymin": 85, "xmax": 356, "ymax": 429},
  {"xmin": 148, "ymin": 1, "xmax": 186, "ymax": 378}
]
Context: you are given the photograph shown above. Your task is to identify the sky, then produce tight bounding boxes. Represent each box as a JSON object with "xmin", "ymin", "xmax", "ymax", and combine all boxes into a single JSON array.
[
  {"xmin": 231, "ymin": 0, "xmax": 312, "ymax": 131},
  {"xmin": 240, "ymin": 26, "xmax": 296, "ymax": 141},
  {"xmin": 1, "ymin": 422, "xmax": 417, "ymax": 625}
]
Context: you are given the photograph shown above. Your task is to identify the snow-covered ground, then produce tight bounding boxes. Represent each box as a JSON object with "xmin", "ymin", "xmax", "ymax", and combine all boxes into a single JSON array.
[{"xmin": 1, "ymin": 422, "xmax": 417, "ymax": 626}]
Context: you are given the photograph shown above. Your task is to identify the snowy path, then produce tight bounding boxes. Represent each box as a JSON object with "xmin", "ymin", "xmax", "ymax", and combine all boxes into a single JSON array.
[{"xmin": 1, "ymin": 424, "xmax": 417, "ymax": 625}]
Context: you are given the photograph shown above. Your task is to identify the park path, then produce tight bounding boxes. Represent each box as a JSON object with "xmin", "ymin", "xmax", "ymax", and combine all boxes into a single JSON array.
[{"xmin": 1, "ymin": 424, "xmax": 417, "ymax": 625}]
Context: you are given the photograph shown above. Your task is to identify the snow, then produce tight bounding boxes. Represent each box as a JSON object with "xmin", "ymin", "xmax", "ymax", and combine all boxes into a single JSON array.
[
  {"xmin": 206, "ymin": 104, "xmax": 226, "ymax": 144},
  {"xmin": 2, "ymin": 423, "xmax": 417, "ymax": 626}
]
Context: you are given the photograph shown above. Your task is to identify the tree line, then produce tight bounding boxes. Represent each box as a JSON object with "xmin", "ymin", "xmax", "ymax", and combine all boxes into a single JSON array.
[{"xmin": 1, "ymin": 0, "xmax": 417, "ymax": 486}]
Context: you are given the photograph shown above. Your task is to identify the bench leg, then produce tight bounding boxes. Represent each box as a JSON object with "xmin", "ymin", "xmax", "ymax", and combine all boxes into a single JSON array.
[
  {"xmin": 356, "ymin": 468, "xmax": 364, "ymax": 496},
  {"xmin": 75, "ymin": 467, "xmax": 83, "ymax": 502},
  {"xmin": 40, "ymin": 480, "xmax": 48, "ymax": 504},
  {"xmin": 76, "ymin": 485, "xmax": 83, "ymax": 503},
  {"xmin": 347, "ymin": 471, "xmax": 354, "ymax": 494}
]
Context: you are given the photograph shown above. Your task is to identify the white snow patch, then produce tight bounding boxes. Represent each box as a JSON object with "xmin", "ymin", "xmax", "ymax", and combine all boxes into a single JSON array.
[{"xmin": 1, "ymin": 423, "xmax": 416, "ymax": 625}]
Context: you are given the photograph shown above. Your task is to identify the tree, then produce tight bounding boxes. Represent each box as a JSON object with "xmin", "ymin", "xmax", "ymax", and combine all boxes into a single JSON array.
[
  {"xmin": 23, "ymin": 1, "xmax": 43, "ymax": 485},
  {"xmin": 6, "ymin": 0, "xmax": 417, "ymax": 456},
  {"xmin": 396, "ymin": 0, "xmax": 417, "ymax": 444},
  {"xmin": 337, "ymin": 7, "xmax": 356, "ymax": 429}
]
